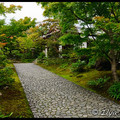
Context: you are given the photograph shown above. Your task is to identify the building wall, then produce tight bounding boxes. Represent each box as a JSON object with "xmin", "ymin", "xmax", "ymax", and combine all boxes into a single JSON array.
[{"xmin": 81, "ymin": 42, "xmax": 87, "ymax": 48}]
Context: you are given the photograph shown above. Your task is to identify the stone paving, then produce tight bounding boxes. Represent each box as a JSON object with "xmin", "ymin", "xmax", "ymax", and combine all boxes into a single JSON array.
[{"xmin": 14, "ymin": 63, "xmax": 120, "ymax": 118}]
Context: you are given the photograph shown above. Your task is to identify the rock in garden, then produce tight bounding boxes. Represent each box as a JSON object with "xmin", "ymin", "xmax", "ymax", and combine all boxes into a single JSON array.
[
  {"xmin": 0, "ymin": 92, "xmax": 2, "ymax": 96},
  {"xmin": 33, "ymin": 58, "xmax": 38, "ymax": 64},
  {"xmin": 3, "ymin": 86, "xmax": 9, "ymax": 90}
]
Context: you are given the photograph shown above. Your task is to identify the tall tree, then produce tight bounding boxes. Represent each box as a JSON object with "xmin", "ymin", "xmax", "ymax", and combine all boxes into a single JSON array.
[
  {"xmin": 0, "ymin": 3, "xmax": 22, "ymax": 16},
  {"xmin": 17, "ymin": 18, "xmax": 62, "ymax": 58},
  {"xmin": 0, "ymin": 2, "xmax": 22, "ymax": 55},
  {"xmin": 38, "ymin": 2, "xmax": 120, "ymax": 82},
  {"xmin": 0, "ymin": 17, "xmax": 36, "ymax": 57}
]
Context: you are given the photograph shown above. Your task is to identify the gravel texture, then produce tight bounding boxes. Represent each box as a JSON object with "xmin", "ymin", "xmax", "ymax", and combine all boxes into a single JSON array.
[{"xmin": 14, "ymin": 63, "xmax": 120, "ymax": 118}]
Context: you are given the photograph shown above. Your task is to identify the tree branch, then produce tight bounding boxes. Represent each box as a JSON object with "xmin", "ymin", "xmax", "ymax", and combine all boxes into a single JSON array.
[
  {"xmin": 86, "ymin": 24, "xmax": 112, "ymax": 62},
  {"xmin": 67, "ymin": 8, "xmax": 92, "ymax": 23},
  {"xmin": 110, "ymin": 3, "xmax": 120, "ymax": 23},
  {"xmin": 67, "ymin": 5, "xmax": 112, "ymax": 62}
]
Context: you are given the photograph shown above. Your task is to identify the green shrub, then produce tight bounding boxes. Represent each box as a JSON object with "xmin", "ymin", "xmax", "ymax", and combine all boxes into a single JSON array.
[
  {"xmin": 88, "ymin": 76, "xmax": 110, "ymax": 88},
  {"xmin": 59, "ymin": 63, "xmax": 69, "ymax": 69},
  {"xmin": 23, "ymin": 52, "xmax": 33, "ymax": 59},
  {"xmin": 108, "ymin": 82, "xmax": 120, "ymax": 100},
  {"xmin": 43, "ymin": 58, "xmax": 64, "ymax": 66},
  {"xmin": 70, "ymin": 60, "xmax": 86, "ymax": 72},
  {"xmin": 11, "ymin": 50, "xmax": 22, "ymax": 60},
  {"xmin": 38, "ymin": 52, "xmax": 45, "ymax": 60},
  {"xmin": 87, "ymin": 57, "xmax": 96, "ymax": 69},
  {"xmin": 37, "ymin": 52, "xmax": 45, "ymax": 63},
  {"xmin": 0, "ymin": 50, "xmax": 7, "ymax": 68},
  {"xmin": 0, "ymin": 67, "xmax": 14, "ymax": 87},
  {"xmin": 48, "ymin": 47, "xmax": 59, "ymax": 58},
  {"xmin": 21, "ymin": 59, "xmax": 34, "ymax": 63},
  {"xmin": 62, "ymin": 54, "xmax": 69, "ymax": 59},
  {"xmin": 0, "ymin": 49, "xmax": 14, "ymax": 87}
]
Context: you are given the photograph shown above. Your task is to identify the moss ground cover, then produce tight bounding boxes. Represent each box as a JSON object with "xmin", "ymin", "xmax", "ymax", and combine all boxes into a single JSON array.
[
  {"xmin": 37, "ymin": 63, "xmax": 120, "ymax": 105},
  {"xmin": 0, "ymin": 61, "xmax": 33, "ymax": 118}
]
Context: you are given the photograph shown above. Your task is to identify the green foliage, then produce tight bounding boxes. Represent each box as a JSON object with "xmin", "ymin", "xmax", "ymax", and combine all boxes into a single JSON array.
[
  {"xmin": 0, "ymin": 3, "xmax": 22, "ymax": 60},
  {"xmin": 0, "ymin": 50, "xmax": 7, "ymax": 68},
  {"xmin": 39, "ymin": 2, "xmax": 120, "ymax": 82},
  {"xmin": 75, "ymin": 47, "xmax": 95, "ymax": 58},
  {"xmin": 37, "ymin": 52, "xmax": 45, "ymax": 63},
  {"xmin": 11, "ymin": 50, "xmax": 22, "ymax": 60},
  {"xmin": 87, "ymin": 57, "xmax": 97, "ymax": 69},
  {"xmin": 0, "ymin": 67, "xmax": 14, "ymax": 87},
  {"xmin": 0, "ymin": 19, "xmax": 5, "ymax": 27},
  {"xmin": 16, "ymin": 36, "xmax": 35, "ymax": 52},
  {"xmin": 59, "ymin": 33, "xmax": 81, "ymax": 45},
  {"xmin": 47, "ymin": 44, "xmax": 59, "ymax": 58},
  {"xmin": 59, "ymin": 63, "xmax": 69, "ymax": 69},
  {"xmin": 38, "ymin": 52, "xmax": 45, "ymax": 60},
  {"xmin": 61, "ymin": 54, "xmax": 69, "ymax": 58},
  {"xmin": 61, "ymin": 45, "xmax": 74, "ymax": 59},
  {"xmin": 22, "ymin": 52, "xmax": 33, "ymax": 59},
  {"xmin": 0, "ymin": 112, "xmax": 13, "ymax": 118},
  {"xmin": 42, "ymin": 58, "xmax": 64, "ymax": 66},
  {"xmin": 108, "ymin": 82, "xmax": 120, "ymax": 100},
  {"xmin": 21, "ymin": 59, "xmax": 34, "ymax": 63},
  {"xmin": 88, "ymin": 76, "xmax": 110, "ymax": 88},
  {"xmin": 14, "ymin": 18, "xmax": 61, "ymax": 60},
  {"xmin": 70, "ymin": 60, "xmax": 86, "ymax": 72},
  {"xmin": 0, "ymin": 3, "xmax": 22, "ymax": 16},
  {"xmin": 0, "ymin": 50, "xmax": 14, "ymax": 87},
  {"xmin": 9, "ymin": 17, "xmax": 36, "ymax": 37},
  {"xmin": 11, "ymin": 49, "xmax": 34, "ymax": 60},
  {"xmin": 0, "ymin": 17, "xmax": 36, "ymax": 58}
]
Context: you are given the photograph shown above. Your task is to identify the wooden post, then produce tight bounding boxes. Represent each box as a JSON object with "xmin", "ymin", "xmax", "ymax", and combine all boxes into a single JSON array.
[
  {"xmin": 45, "ymin": 45, "xmax": 48, "ymax": 57},
  {"xmin": 59, "ymin": 45, "xmax": 62, "ymax": 58}
]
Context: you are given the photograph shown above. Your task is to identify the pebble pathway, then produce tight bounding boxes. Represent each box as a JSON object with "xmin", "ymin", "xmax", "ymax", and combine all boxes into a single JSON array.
[{"xmin": 14, "ymin": 63, "xmax": 120, "ymax": 118}]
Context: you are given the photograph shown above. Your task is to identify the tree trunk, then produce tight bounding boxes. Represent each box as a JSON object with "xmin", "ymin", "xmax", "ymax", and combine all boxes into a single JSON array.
[
  {"xmin": 109, "ymin": 32, "xmax": 119, "ymax": 82},
  {"xmin": 111, "ymin": 58, "xmax": 119, "ymax": 82}
]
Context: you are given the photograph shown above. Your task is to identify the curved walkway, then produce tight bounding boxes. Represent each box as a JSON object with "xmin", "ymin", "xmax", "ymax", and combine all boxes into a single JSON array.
[{"xmin": 14, "ymin": 63, "xmax": 120, "ymax": 118}]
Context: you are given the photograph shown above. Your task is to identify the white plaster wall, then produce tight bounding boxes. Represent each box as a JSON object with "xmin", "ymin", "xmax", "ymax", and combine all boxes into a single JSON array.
[
  {"xmin": 80, "ymin": 42, "xmax": 87, "ymax": 48},
  {"xmin": 59, "ymin": 45, "xmax": 62, "ymax": 58},
  {"xmin": 45, "ymin": 45, "xmax": 48, "ymax": 57},
  {"xmin": 82, "ymin": 42, "xmax": 87, "ymax": 48}
]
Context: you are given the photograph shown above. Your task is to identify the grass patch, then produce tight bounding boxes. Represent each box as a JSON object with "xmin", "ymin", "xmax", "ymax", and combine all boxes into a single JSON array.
[
  {"xmin": 0, "ymin": 62, "xmax": 33, "ymax": 118},
  {"xmin": 37, "ymin": 63, "xmax": 120, "ymax": 105}
]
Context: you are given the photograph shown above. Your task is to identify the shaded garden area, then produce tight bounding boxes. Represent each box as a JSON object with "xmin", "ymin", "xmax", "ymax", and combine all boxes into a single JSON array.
[{"xmin": 0, "ymin": 2, "xmax": 120, "ymax": 118}]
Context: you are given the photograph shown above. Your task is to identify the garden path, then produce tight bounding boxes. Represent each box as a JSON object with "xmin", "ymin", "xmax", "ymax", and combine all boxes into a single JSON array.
[{"xmin": 14, "ymin": 63, "xmax": 120, "ymax": 118}]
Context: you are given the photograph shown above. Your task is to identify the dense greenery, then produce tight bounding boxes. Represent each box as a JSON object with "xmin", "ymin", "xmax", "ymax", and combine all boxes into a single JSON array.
[
  {"xmin": 0, "ymin": 17, "xmax": 36, "ymax": 59},
  {"xmin": 0, "ymin": 62, "xmax": 34, "ymax": 118},
  {"xmin": 0, "ymin": 66, "xmax": 14, "ymax": 87},
  {"xmin": 1, "ymin": 2, "xmax": 120, "ymax": 117},
  {"xmin": 88, "ymin": 76, "xmax": 110, "ymax": 88},
  {"xmin": 0, "ymin": 112, "xmax": 13, "ymax": 118},
  {"xmin": 70, "ymin": 60, "xmax": 86, "ymax": 72},
  {"xmin": 0, "ymin": 3, "xmax": 33, "ymax": 118},
  {"xmin": 38, "ymin": 2, "xmax": 120, "ymax": 82},
  {"xmin": 0, "ymin": 34, "xmax": 14, "ymax": 88},
  {"xmin": 108, "ymin": 82, "xmax": 120, "ymax": 100},
  {"xmin": 0, "ymin": 3, "xmax": 22, "ymax": 88}
]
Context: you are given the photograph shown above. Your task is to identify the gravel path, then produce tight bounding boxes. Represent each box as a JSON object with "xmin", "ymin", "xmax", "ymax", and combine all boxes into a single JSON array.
[{"xmin": 14, "ymin": 63, "xmax": 120, "ymax": 118}]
